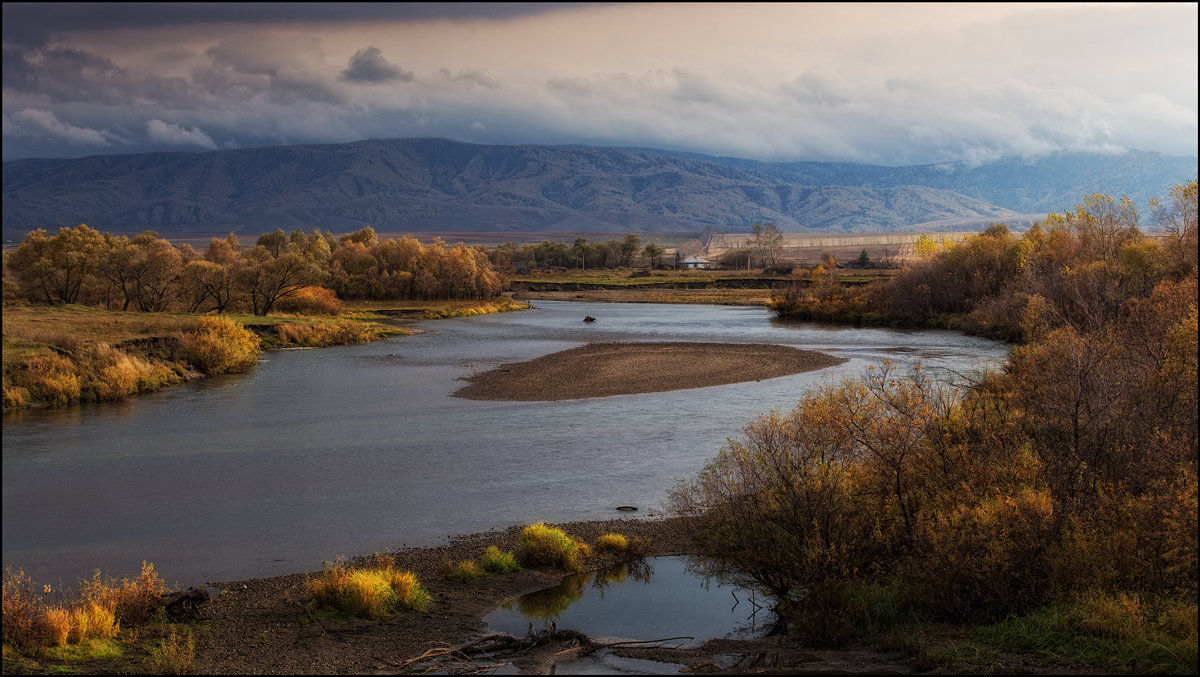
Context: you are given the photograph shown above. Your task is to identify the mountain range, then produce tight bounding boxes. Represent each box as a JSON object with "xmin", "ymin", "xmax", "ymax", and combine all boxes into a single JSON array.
[{"xmin": 2, "ymin": 138, "xmax": 1195, "ymax": 239}]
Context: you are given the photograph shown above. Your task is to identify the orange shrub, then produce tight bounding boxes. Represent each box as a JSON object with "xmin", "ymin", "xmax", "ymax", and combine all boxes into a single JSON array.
[
  {"xmin": 177, "ymin": 316, "xmax": 261, "ymax": 375},
  {"xmin": 43, "ymin": 605, "xmax": 72, "ymax": 646},
  {"xmin": 78, "ymin": 561, "xmax": 168, "ymax": 626},
  {"xmin": 273, "ymin": 286, "xmax": 343, "ymax": 315},
  {"xmin": 275, "ymin": 320, "xmax": 386, "ymax": 347},
  {"xmin": 2, "ymin": 566, "xmax": 45, "ymax": 651},
  {"xmin": 905, "ymin": 487, "xmax": 1056, "ymax": 620}
]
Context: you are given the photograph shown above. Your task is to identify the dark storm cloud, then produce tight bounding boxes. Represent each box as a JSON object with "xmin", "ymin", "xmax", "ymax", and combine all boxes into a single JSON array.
[
  {"xmin": 1, "ymin": 3, "xmax": 603, "ymax": 46},
  {"xmin": 3, "ymin": 46, "xmax": 136, "ymax": 104},
  {"xmin": 340, "ymin": 47, "xmax": 414, "ymax": 84},
  {"xmin": 200, "ymin": 38, "xmax": 346, "ymax": 105}
]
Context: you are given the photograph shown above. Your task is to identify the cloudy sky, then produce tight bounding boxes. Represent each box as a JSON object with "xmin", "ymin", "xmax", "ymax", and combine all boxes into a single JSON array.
[{"xmin": 2, "ymin": 2, "xmax": 1196, "ymax": 165}]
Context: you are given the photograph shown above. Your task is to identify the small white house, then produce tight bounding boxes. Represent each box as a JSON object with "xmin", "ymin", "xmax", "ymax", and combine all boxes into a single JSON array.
[{"xmin": 679, "ymin": 256, "xmax": 710, "ymax": 270}]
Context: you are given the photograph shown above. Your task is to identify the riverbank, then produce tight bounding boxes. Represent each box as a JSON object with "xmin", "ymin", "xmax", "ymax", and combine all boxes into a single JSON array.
[
  {"xmin": 455, "ymin": 341, "xmax": 847, "ymax": 401},
  {"xmin": 2, "ymin": 517, "xmax": 917, "ymax": 675},
  {"xmin": 0, "ymin": 298, "xmax": 529, "ymax": 412}
]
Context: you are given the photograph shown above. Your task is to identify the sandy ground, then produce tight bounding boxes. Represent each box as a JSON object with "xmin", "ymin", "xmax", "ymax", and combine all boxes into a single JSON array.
[
  {"xmin": 178, "ymin": 517, "xmax": 914, "ymax": 675},
  {"xmin": 454, "ymin": 341, "xmax": 847, "ymax": 401}
]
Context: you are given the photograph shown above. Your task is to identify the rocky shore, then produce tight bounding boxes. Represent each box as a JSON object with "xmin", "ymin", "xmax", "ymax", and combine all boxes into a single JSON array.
[
  {"xmin": 190, "ymin": 517, "xmax": 694, "ymax": 674},
  {"xmin": 188, "ymin": 516, "xmax": 913, "ymax": 674}
]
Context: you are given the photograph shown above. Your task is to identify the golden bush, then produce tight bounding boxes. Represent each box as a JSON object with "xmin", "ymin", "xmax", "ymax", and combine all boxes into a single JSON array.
[{"xmin": 177, "ymin": 316, "xmax": 260, "ymax": 375}]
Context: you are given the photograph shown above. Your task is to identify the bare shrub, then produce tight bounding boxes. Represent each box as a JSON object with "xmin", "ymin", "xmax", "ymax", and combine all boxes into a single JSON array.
[{"xmin": 2, "ymin": 566, "xmax": 46, "ymax": 652}]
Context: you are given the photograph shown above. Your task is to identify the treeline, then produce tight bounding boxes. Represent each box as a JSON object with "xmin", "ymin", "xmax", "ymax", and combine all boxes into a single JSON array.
[
  {"xmin": 488, "ymin": 234, "xmax": 668, "ymax": 270},
  {"xmin": 3, "ymin": 225, "xmax": 504, "ymax": 316},
  {"xmin": 672, "ymin": 182, "xmax": 1198, "ymax": 659}
]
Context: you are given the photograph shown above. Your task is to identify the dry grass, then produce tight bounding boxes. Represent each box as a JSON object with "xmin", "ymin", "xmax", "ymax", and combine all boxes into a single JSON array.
[
  {"xmin": 147, "ymin": 626, "xmax": 194, "ymax": 674},
  {"xmin": 78, "ymin": 562, "xmax": 168, "ymax": 627},
  {"xmin": 2, "ymin": 566, "xmax": 45, "ymax": 652},
  {"xmin": 306, "ymin": 558, "xmax": 431, "ymax": 620},
  {"xmin": 444, "ymin": 560, "xmax": 485, "ymax": 583},
  {"xmin": 177, "ymin": 315, "xmax": 261, "ymax": 375},
  {"xmin": 68, "ymin": 601, "xmax": 117, "ymax": 643},
  {"xmin": 515, "ymin": 523, "xmax": 591, "ymax": 572},
  {"xmin": 517, "ymin": 288, "xmax": 776, "ymax": 305},
  {"xmin": 42, "ymin": 606, "xmax": 72, "ymax": 647},
  {"xmin": 341, "ymin": 297, "xmax": 530, "ymax": 316},
  {"xmin": 275, "ymin": 320, "xmax": 388, "ymax": 347},
  {"xmin": 594, "ymin": 533, "xmax": 629, "ymax": 553},
  {"xmin": 1, "ymin": 304, "xmax": 197, "ymax": 370}
]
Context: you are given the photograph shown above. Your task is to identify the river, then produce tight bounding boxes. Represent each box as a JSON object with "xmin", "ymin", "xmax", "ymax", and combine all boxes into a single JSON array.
[{"xmin": 2, "ymin": 301, "xmax": 1009, "ymax": 588}]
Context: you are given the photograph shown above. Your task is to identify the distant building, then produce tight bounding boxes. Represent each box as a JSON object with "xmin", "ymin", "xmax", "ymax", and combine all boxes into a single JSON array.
[{"xmin": 679, "ymin": 256, "xmax": 710, "ymax": 269}]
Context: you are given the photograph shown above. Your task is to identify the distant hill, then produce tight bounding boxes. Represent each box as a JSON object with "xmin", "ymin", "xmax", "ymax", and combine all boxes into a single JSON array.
[{"xmin": 2, "ymin": 138, "xmax": 1194, "ymax": 239}]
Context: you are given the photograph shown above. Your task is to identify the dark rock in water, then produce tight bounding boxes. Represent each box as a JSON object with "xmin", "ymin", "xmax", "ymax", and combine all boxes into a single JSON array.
[
  {"xmin": 616, "ymin": 505, "xmax": 637, "ymax": 511},
  {"xmin": 583, "ymin": 316, "xmax": 596, "ymax": 323}
]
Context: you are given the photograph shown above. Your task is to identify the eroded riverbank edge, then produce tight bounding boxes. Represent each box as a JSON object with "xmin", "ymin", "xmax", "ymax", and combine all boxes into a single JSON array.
[{"xmin": 188, "ymin": 516, "xmax": 915, "ymax": 675}]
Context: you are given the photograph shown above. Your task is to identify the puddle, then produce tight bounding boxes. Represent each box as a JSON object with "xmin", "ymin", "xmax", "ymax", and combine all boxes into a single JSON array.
[{"xmin": 484, "ymin": 556, "xmax": 774, "ymax": 649}]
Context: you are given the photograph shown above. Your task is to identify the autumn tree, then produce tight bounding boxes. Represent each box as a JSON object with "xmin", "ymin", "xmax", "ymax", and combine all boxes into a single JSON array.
[
  {"xmin": 237, "ymin": 244, "xmax": 326, "ymax": 315},
  {"xmin": 128, "ymin": 233, "xmax": 183, "ymax": 311},
  {"xmin": 255, "ymin": 229, "xmax": 288, "ymax": 257},
  {"xmin": 7, "ymin": 224, "xmax": 106, "ymax": 304},
  {"xmin": 97, "ymin": 233, "xmax": 141, "ymax": 310},
  {"xmin": 1150, "ymin": 178, "xmax": 1198, "ymax": 278}
]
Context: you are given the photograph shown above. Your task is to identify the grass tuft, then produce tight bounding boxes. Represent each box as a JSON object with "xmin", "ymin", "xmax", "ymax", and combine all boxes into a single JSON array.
[
  {"xmin": 594, "ymin": 533, "xmax": 629, "ymax": 553},
  {"xmin": 146, "ymin": 626, "xmax": 194, "ymax": 674},
  {"xmin": 445, "ymin": 560, "xmax": 485, "ymax": 583},
  {"xmin": 306, "ymin": 559, "xmax": 431, "ymax": 619},
  {"xmin": 480, "ymin": 546, "xmax": 522, "ymax": 575},
  {"xmin": 516, "ymin": 523, "xmax": 589, "ymax": 571}
]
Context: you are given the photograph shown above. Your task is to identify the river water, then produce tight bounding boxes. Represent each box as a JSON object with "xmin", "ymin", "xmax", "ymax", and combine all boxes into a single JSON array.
[{"xmin": 2, "ymin": 301, "xmax": 1009, "ymax": 588}]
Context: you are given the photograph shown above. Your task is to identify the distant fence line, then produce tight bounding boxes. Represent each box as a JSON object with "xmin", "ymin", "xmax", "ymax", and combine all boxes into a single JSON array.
[{"xmin": 711, "ymin": 232, "xmax": 977, "ymax": 251}]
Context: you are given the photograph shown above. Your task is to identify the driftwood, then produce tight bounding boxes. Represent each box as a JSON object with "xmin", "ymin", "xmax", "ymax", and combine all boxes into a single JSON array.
[
  {"xmin": 397, "ymin": 627, "xmax": 592, "ymax": 674},
  {"xmin": 397, "ymin": 627, "xmax": 699, "ymax": 674},
  {"xmin": 159, "ymin": 587, "xmax": 210, "ymax": 621}
]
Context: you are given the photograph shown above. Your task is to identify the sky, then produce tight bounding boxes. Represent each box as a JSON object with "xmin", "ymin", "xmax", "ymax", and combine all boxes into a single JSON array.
[{"xmin": 2, "ymin": 2, "xmax": 1197, "ymax": 165}]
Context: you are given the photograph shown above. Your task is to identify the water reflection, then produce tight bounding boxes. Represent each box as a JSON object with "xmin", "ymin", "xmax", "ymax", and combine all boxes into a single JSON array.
[
  {"xmin": 512, "ymin": 560, "xmax": 655, "ymax": 619},
  {"xmin": 485, "ymin": 556, "xmax": 773, "ymax": 647}
]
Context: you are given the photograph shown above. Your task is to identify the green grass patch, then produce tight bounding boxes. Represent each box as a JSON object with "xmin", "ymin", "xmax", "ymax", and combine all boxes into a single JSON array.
[
  {"xmin": 480, "ymin": 546, "xmax": 522, "ymax": 575},
  {"xmin": 445, "ymin": 560, "xmax": 486, "ymax": 583},
  {"xmin": 898, "ymin": 593, "xmax": 1198, "ymax": 674},
  {"xmin": 145, "ymin": 626, "xmax": 194, "ymax": 675},
  {"xmin": 516, "ymin": 523, "xmax": 591, "ymax": 571},
  {"xmin": 594, "ymin": 533, "xmax": 629, "ymax": 553},
  {"xmin": 42, "ymin": 638, "xmax": 125, "ymax": 662}
]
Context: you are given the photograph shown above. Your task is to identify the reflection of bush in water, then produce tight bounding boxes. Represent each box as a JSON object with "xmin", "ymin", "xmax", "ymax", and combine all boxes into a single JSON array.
[
  {"xmin": 509, "ymin": 560, "xmax": 657, "ymax": 618},
  {"xmin": 591, "ymin": 560, "xmax": 654, "ymax": 595},
  {"xmin": 513, "ymin": 575, "xmax": 586, "ymax": 618},
  {"xmin": 685, "ymin": 555, "xmax": 755, "ymax": 592}
]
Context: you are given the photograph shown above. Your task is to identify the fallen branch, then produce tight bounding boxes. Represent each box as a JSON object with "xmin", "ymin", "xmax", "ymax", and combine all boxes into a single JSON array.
[{"xmin": 583, "ymin": 636, "xmax": 695, "ymax": 655}]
